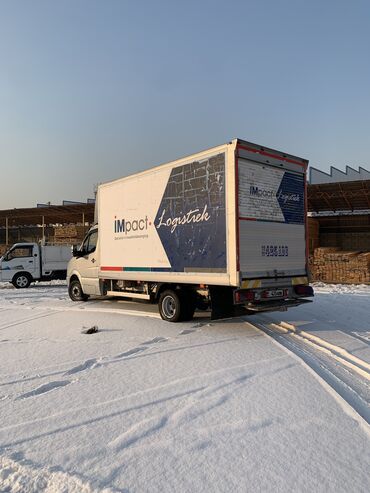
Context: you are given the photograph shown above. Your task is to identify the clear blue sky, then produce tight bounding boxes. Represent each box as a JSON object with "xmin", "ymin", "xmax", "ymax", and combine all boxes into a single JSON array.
[{"xmin": 1, "ymin": 0, "xmax": 370, "ymax": 209}]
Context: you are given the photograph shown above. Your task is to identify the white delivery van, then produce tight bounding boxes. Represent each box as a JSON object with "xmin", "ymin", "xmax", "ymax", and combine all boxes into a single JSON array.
[
  {"xmin": 67, "ymin": 139, "xmax": 313, "ymax": 321},
  {"xmin": 0, "ymin": 243, "xmax": 72, "ymax": 288}
]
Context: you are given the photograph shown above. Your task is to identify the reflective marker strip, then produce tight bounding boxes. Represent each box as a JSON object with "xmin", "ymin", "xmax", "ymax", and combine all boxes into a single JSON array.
[
  {"xmin": 291, "ymin": 277, "xmax": 308, "ymax": 285},
  {"xmin": 241, "ymin": 279, "xmax": 262, "ymax": 289},
  {"xmin": 241, "ymin": 277, "xmax": 308, "ymax": 289},
  {"xmin": 101, "ymin": 266, "xmax": 172, "ymax": 272}
]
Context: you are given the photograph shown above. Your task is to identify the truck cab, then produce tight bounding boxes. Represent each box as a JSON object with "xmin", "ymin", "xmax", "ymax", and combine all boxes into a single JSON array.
[
  {"xmin": 0, "ymin": 243, "xmax": 40, "ymax": 288},
  {"xmin": 67, "ymin": 227, "xmax": 100, "ymax": 299}
]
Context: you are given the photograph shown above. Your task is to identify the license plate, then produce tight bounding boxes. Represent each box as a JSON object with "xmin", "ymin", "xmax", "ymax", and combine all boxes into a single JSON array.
[{"xmin": 264, "ymin": 289, "xmax": 284, "ymax": 298}]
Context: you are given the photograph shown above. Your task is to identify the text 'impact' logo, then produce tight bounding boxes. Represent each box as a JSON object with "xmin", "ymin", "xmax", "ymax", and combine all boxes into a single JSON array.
[
  {"xmin": 114, "ymin": 216, "xmax": 150, "ymax": 234},
  {"xmin": 250, "ymin": 185, "xmax": 300, "ymax": 203}
]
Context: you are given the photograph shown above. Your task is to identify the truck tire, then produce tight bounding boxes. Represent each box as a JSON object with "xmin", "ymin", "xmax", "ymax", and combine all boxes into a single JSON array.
[
  {"xmin": 158, "ymin": 289, "xmax": 184, "ymax": 322},
  {"xmin": 69, "ymin": 279, "xmax": 89, "ymax": 302},
  {"xmin": 12, "ymin": 273, "xmax": 32, "ymax": 289}
]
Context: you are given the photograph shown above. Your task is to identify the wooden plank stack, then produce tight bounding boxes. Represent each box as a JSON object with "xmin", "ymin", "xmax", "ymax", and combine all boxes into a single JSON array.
[
  {"xmin": 311, "ymin": 247, "xmax": 370, "ymax": 284},
  {"xmin": 0, "ymin": 245, "xmax": 8, "ymax": 256},
  {"xmin": 308, "ymin": 218, "xmax": 320, "ymax": 254},
  {"xmin": 53, "ymin": 225, "xmax": 86, "ymax": 245}
]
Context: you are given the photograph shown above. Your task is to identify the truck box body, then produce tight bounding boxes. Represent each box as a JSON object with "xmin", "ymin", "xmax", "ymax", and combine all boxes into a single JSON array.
[
  {"xmin": 97, "ymin": 139, "xmax": 309, "ymax": 288},
  {"xmin": 42, "ymin": 245, "xmax": 72, "ymax": 272}
]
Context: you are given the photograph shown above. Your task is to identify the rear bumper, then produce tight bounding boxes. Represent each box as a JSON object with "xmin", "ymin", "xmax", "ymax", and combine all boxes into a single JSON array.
[
  {"xmin": 244, "ymin": 298, "xmax": 313, "ymax": 313},
  {"xmin": 234, "ymin": 283, "xmax": 314, "ymax": 313}
]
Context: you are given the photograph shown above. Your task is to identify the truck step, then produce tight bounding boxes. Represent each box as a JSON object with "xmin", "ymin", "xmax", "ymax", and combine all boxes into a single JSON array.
[{"xmin": 106, "ymin": 290, "xmax": 150, "ymax": 300}]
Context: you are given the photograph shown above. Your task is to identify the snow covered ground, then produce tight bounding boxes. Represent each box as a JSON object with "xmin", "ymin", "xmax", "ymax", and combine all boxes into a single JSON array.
[{"xmin": 0, "ymin": 282, "xmax": 369, "ymax": 492}]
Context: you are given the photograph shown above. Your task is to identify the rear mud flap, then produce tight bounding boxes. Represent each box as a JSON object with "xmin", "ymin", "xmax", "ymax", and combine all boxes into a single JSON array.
[{"xmin": 209, "ymin": 286, "xmax": 249, "ymax": 320}]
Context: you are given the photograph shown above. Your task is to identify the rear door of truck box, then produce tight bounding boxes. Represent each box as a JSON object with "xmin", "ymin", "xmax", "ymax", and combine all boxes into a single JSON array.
[{"xmin": 236, "ymin": 141, "xmax": 308, "ymax": 281}]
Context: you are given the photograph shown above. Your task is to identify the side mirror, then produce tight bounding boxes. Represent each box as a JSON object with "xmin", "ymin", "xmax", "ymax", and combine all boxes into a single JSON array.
[{"xmin": 72, "ymin": 246, "xmax": 84, "ymax": 257}]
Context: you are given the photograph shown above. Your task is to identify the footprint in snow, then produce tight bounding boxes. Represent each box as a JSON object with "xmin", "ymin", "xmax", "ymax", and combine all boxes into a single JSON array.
[
  {"xmin": 143, "ymin": 337, "xmax": 168, "ymax": 344},
  {"xmin": 116, "ymin": 346, "xmax": 148, "ymax": 358},
  {"xmin": 249, "ymin": 419, "xmax": 274, "ymax": 432},
  {"xmin": 64, "ymin": 358, "xmax": 99, "ymax": 376},
  {"xmin": 16, "ymin": 380, "xmax": 71, "ymax": 400}
]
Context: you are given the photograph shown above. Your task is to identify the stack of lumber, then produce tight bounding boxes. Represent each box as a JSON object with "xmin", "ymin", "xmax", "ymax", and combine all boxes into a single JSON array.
[
  {"xmin": 308, "ymin": 218, "xmax": 320, "ymax": 254},
  {"xmin": 308, "ymin": 254, "xmax": 314, "ymax": 275},
  {"xmin": 53, "ymin": 225, "xmax": 85, "ymax": 245},
  {"xmin": 311, "ymin": 247, "xmax": 370, "ymax": 284},
  {"xmin": 0, "ymin": 244, "xmax": 8, "ymax": 256}
]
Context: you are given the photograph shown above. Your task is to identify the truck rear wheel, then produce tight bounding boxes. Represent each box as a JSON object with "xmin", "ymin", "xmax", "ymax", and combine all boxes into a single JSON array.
[
  {"xmin": 69, "ymin": 279, "xmax": 89, "ymax": 302},
  {"xmin": 12, "ymin": 273, "xmax": 32, "ymax": 289},
  {"xmin": 158, "ymin": 290, "xmax": 184, "ymax": 322}
]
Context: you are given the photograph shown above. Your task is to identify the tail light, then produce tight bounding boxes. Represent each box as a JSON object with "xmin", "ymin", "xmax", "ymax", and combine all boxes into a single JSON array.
[
  {"xmin": 294, "ymin": 285, "xmax": 314, "ymax": 297},
  {"xmin": 235, "ymin": 290, "xmax": 255, "ymax": 303}
]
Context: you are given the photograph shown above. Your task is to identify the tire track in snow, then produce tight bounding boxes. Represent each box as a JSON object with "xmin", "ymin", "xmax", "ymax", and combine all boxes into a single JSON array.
[
  {"xmin": 170, "ymin": 373, "xmax": 253, "ymax": 426},
  {"xmin": 0, "ymin": 301, "xmax": 161, "ymax": 319},
  {"xmin": 109, "ymin": 415, "xmax": 169, "ymax": 451},
  {"xmin": 0, "ymin": 311, "xmax": 57, "ymax": 331},
  {"xmin": 273, "ymin": 320, "xmax": 370, "ymax": 379},
  {"xmin": 252, "ymin": 320, "xmax": 370, "ymax": 431},
  {"xmin": 107, "ymin": 373, "xmax": 253, "ymax": 451},
  {"xmin": 1, "ymin": 354, "xmax": 289, "ymax": 434}
]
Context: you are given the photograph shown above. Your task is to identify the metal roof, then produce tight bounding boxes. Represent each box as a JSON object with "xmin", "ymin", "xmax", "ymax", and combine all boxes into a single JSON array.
[
  {"xmin": 308, "ymin": 180, "xmax": 370, "ymax": 213},
  {"xmin": 0, "ymin": 203, "xmax": 95, "ymax": 227},
  {"xmin": 309, "ymin": 165, "xmax": 370, "ymax": 184}
]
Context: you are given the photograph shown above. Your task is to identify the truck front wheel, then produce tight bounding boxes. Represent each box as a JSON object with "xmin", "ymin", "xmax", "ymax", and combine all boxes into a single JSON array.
[
  {"xmin": 12, "ymin": 273, "xmax": 32, "ymax": 289},
  {"xmin": 69, "ymin": 279, "xmax": 89, "ymax": 302},
  {"xmin": 158, "ymin": 290, "xmax": 183, "ymax": 322}
]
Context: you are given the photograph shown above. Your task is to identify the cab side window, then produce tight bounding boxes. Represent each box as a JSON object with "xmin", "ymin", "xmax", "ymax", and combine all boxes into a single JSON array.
[
  {"xmin": 82, "ymin": 231, "xmax": 98, "ymax": 255},
  {"xmin": 87, "ymin": 231, "xmax": 98, "ymax": 254},
  {"xmin": 7, "ymin": 246, "xmax": 33, "ymax": 260}
]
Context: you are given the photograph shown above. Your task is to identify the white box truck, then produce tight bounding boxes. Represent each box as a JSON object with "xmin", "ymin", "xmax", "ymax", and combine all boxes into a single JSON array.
[
  {"xmin": 0, "ymin": 243, "xmax": 72, "ymax": 288},
  {"xmin": 67, "ymin": 139, "xmax": 313, "ymax": 321}
]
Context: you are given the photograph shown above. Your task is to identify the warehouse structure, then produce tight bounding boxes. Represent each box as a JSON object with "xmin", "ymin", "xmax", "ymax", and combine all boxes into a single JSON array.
[
  {"xmin": 308, "ymin": 166, "xmax": 370, "ymax": 283},
  {"xmin": 0, "ymin": 203, "xmax": 95, "ymax": 256},
  {"xmin": 308, "ymin": 166, "xmax": 370, "ymax": 250}
]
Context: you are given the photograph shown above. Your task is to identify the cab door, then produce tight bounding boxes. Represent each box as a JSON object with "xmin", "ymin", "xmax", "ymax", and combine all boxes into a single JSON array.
[
  {"xmin": 76, "ymin": 229, "xmax": 99, "ymax": 294},
  {"xmin": 0, "ymin": 245, "xmax": 38, "ymax": 281}
]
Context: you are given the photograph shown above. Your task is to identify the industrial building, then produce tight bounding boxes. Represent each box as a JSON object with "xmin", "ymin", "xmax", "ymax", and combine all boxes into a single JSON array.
[{"xmin": 308, "ymin": 166, "xmax": 370, "ymax": 283}]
